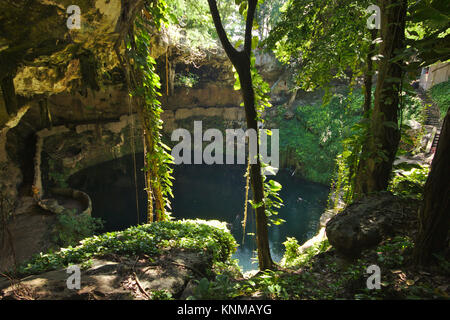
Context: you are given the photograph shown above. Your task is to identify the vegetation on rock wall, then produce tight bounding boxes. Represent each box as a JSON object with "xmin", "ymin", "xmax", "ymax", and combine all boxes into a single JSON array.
[
  {"xmin": 430, "ymin": 79, "xmax": 450, "ymax": 119},
  {"xmin": 273, "ymin": 89, "xmax": 362, "ymax": 185}
]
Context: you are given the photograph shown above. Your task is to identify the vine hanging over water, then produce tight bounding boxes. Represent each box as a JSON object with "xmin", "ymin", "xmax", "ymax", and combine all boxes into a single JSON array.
[{"xmin": 116, "ymin": 0, "xmax": 174, "ymax": 223}]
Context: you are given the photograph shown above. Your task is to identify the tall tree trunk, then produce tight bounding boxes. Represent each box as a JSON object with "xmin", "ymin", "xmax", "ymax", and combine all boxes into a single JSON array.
[
  {"xmin": 414, "ymin": 107, "xmax": 450, "ymax": 265},
  {"xmin": 354, "ymin": 0, "xmax": 407, "ymax": 198},
  {"xmin": 207, "ymin": 0, "xmax": 274, "ymax": 270}
]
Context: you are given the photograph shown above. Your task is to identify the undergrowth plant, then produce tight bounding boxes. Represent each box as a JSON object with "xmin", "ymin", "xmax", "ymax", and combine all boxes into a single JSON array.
[
  {"xmin": 16, "ymin": 219, "xmax": 237, "ymax": 277},
  {"xmin": 388, "ymin": 165, "xmax": 429, "ymax": 199},
  {"xmin": 52, "ymin": 210, "xmax": 103, "ymax": 248},
  {"xmin": 429, "ymin": 79, "xmax": 450, "ymax": 120},
  {"xmin": 282, "ymin": 237, "xmax": 331, "ymax": 268}
]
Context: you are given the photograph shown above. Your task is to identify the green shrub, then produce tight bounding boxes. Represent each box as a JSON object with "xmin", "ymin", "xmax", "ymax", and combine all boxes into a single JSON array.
[
  {"xmin": 52, "ymin": 210, "xmax": 103, "ymax": 247},
  {"xmin": 375, "ymin": 236, "xmax": 414, "ymax": 268},
  {"xmin": 401, "ymin": 93, "xmax": 425, "ymax": 124},
  {"xmin": 389, "ymin": 165, "xmax": 429, "ymax": 199},
  {"xmin": 17, "ymin": 219, "xmax": 237, "ymax": 277},
  {"xmin": 282, "ymin": 237, "xmax": 330, "ymax": 268},
  {"xmin": 150, "ymin": 289, "xmax": 173, "ymax": 300},
  {"xmin": 189, "ymin": 275, "xmax": 238, "ymax": 300},
  {"xmin": 430, "ymin": 80, "xmax": 450, "ymax": 120}
]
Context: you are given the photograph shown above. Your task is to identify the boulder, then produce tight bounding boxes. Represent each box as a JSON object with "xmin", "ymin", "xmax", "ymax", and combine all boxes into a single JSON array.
[
  {"xmin": 325, "ymin": 193, "xmax": 419, "ymax": 257},
  {"xmin": 0, "ymin": 249, "xmax": 211, "ymax": 300}
]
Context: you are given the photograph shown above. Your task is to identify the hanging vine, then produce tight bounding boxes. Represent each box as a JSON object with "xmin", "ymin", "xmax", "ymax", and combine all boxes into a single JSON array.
[
  {"xmin": 242, "ymin": 153, "xmax": 251, "ymax": 244},
  {"xmin": 116, "ymin": 0, "xmax": 174, "ymax": 223}
]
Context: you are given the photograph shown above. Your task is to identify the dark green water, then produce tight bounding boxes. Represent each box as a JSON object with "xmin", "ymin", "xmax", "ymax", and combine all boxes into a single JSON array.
[{"xmin": 69, "ymin": 154, "xmax": 329, "ymax": 271}]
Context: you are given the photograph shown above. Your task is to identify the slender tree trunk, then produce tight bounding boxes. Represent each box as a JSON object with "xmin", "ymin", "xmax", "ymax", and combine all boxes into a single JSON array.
[
  {"xmin": 1, "ymin": 75, "xmax": 18, "ymax": 116},
  {"xmin": 363, "ymin": 29, "xmax": 378, "ymax": 116},
  {"xmin": 238, "ymin": 63, "xmax": 274, "ymax": 271},
  {"xmin": 414, "ymin": 107, "xmax": 450, "ymax": 265},
  {"xmin": 39, "ymin": 99, "xmax": 50, "ymax": 128},
  {"xmin": 207, "ymin": 0, "xmax": 274, "ymax": 270},
  {"xmin": 354, "ymin": 0, "xmax": 407, "ymax": 198}
]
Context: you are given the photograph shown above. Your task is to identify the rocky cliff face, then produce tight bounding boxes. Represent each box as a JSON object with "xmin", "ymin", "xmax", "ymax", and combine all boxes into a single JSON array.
[
  {"xmin": 1, "ymin": 0, "xmax": 126, "ymax": 98},
  {"xmin": 0, "ymin": 0, "xmax": 130, "ymax": 271}
]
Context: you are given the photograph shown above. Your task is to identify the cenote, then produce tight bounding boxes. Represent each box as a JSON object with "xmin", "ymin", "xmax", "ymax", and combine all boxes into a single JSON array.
[{"xmin": 68, "ymin": 154, "xmax": 329, "ymax": 271}]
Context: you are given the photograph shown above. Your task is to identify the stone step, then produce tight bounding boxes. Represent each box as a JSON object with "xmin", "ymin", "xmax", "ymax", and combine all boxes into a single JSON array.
[{"xmin": 432, "ymin": 132, "xmax": 441, "ymax": 148}]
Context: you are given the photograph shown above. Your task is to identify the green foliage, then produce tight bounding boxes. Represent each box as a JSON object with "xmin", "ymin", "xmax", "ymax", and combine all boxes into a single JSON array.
[
  {"xmin": 274, "ymin": 88, "xmax": 362, "ymax": 185},
  {"xmin": 263, "ymin": 178, "xmax": 284, "ymax": 226},
  {"xmin": 282, "ymin": 237, "xmax": 330, "ymax": 268},
  {"xmin": 183, "ymin": 236, "xmax": 447, "ymax": 300},
  {"xmin": 430, "ymin": 79, "xmax": 450, "ymax": 120},
  {"xmin": 16, "ymin": 219, "xmax": 237, "ymax": 277},
  {"xmin": 400, "ymin": 92, "xmax": 426, "ymax": 124},
  {"xmin": 331, "ymin": 88, "xmax": 426, "ymax": 205},
  {"xmin": 256, "ymin": 0, "xmax": 286, "ymax": 39},
  {"xmin": 189, "ymin": 275, "xmax": 238, "ymax": 300},
  {"xmin": 376, "ymin": 236, "xmax": 414, "ymax": 268},
  {"xmin": 352, "ymin": 236, "xmax": 447, "ymax": 300},
  {"xmin": 233, "ymin": 47, "xmax": 272, "ymax": 121},
  {"xmin": 150, "ymin": 289, "xmax": 173, "ymax": 300},
  {"xmin": 211, "ymin": 258, "xmax": 243, "ymax": 279},
  {"xmin": 333, "ymin": 116, "xmax": 370, "ymax": 204},
  {"xmin": 406, "ymin": 0, "xmax": 450, "ymax": 69},
  {"xmin": 265, "ymin": 0, "xmax": 373, "ymax": 94},
  {"xmin": 282, "ymin": 237, "xmax": 300, "ymax": 264},
  {"xmin": 48, "ymin": 171, "xmax": 69, "ymax": 188},
  {"xmin": 239, "ymin": 271, "xmax": 291, "ymax": 299},
  {"xmin": 165, "ymin": 0, "xmax": 217, "ymax": 49},
  {"xmin": 47, "ymin": 158, "xmax": 69, "ymax": 188},
  {"xmin": 131, "ymin": 4, "xmax": 175, "ymax": 216},
  {"xmin": 166, "ymin": 0, "xmax": 245, "ymax": 50},
  {"xmin": 174, "ymin": 72, "xmax": 199, "ymax": 88},
  {"xmin": 389, "ymin": 165, "xmax": 430, "ymax": 199},
  {"xmin": 52, "ymin": 210, "xmax": 103, "ymax": 248}
]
